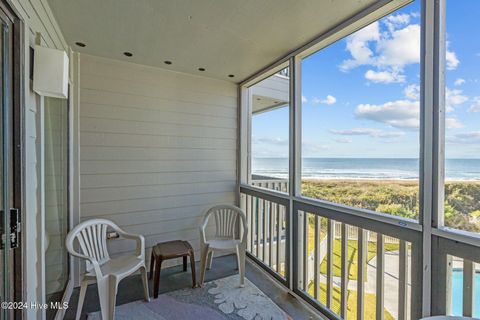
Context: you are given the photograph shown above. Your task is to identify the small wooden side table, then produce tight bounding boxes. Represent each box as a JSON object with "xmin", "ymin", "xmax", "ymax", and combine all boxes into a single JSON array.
[{"xmin": 148, "ymin": 240, "xmax": 196, "ymax": 298}]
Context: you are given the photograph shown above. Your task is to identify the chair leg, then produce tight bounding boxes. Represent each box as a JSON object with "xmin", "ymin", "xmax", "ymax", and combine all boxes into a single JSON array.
[
  {"xmin": 183, "ymin": 256, "xmax": 187, "ymax": 271},
  {"xmin": 236, "ymin": 244, "xmax": 246, "ymax": 288},
  {"xmin": 140, "ymin": 266, "xmax": 150, "ymax": 302},
  {"xmin": 207, "ymin": 250, "xmax": 214, "ymax": 270},
  {"xmin": 75, "ymin": 279, "xmax": 89, "ymax": 320},
  {"xmin": 153, "ymin": 258, "xmax": 162, "ymax": 299},
  {"xmin": 97, "ymin": 276, "xmax": 118, "ymax": 320},
  {"xmin": 199, "ymin": 244, "xmax": 209, "ymax": 286},
  {"xmin": 149, "ymin": 250, "xmax": 154, "ymax": 280},
  {"xmin": 189, "ymin": 252, "xmax": 197, "ymax": 288}
]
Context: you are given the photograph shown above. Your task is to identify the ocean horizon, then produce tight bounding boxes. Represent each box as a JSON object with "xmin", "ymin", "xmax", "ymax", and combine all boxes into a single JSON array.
[{"xmin": 252, "ymin": 157, "xmax": 480, "ymax": 181}]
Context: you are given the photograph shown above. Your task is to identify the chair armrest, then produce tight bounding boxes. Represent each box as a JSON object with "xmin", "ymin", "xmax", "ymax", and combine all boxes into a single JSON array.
[
  {"xmin": 199, "ymin": 225, "xmax": 207, "ymax": 245},
  {"xmin": 117, "ymin": 230, "xmax": 145, "ymax": 258},
  {"xmin": 241, "ymin": 224, "xmax": 248, "ymax": 245},
  {"xmin": 199, "ymin": 213, "xmax": 210, "ymax": 244}
]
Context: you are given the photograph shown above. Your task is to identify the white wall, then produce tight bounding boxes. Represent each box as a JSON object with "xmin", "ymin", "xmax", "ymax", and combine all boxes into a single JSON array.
[
  {"xmin": 7, "ymin": 1, "xmax": 68, "ymax": 319},
  {"xmin": 79, "ymin": 54, "xmax": 238, "ymax": 267}
]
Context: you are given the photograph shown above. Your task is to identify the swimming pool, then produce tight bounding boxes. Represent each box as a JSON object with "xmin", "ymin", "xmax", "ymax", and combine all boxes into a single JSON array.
[{"xmin": 451, "ymin": 270, "xmax": 480, "ymax": 317}]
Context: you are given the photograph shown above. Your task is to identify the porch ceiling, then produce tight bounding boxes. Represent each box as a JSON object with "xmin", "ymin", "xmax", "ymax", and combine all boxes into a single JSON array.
[{"xmin": 47, "ymin": 0, "xmax": 378, "ymax": 82}]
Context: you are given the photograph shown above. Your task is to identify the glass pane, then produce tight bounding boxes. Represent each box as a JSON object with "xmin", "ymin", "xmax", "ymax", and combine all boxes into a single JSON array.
[
  {"xmin": 44, "ymin": 97, "xmax": 69, "ymax": 317},
  {"xmin": 249, "ymin": 67, "xmax": 290, "ymax": 193},
  {"xmin": 444, "ymin": 1, "xmax": 480, "ymax": 233},
  {"xmin": 300, "ymin": 1, "xmax": 421, "ymax": 220}
]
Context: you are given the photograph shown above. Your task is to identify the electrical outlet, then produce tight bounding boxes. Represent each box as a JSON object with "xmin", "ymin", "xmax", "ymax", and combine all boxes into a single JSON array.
[{"xmin": 106, "ymin": 231, "xmax": 119, "ymax": 239}]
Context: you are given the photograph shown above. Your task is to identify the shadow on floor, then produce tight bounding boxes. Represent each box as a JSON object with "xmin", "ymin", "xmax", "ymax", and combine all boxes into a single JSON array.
[{"xmin": 64, "ymin": 254, "xmax": 321, "ymax": 319}]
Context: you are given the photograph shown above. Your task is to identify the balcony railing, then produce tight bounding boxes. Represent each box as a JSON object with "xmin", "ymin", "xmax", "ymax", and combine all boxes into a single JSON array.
[
  {"xmin": 244, "ymin": 176, "xmax": 423, "ymax": 320},
  {"xmin": 241, "ymin": 183, "xmax": 289, "ymax": 284},
  {"xmin": 432, "ymin": 232, "xmax": 480, "ymax": 318},
  {"xmin": 293, "ymin": 206, "xmax": 419, "ymax": 320},
  {"xmin": 244, "ymin": 176, "xmax": 480, "ymax": 319},
  {"xmin": 251, "ymin": 175, "xmax": 288, "ymax": 193}
]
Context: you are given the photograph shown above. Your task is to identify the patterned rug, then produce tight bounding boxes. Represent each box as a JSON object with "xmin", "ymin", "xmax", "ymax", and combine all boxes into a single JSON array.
[{"xmin": 88, "ymin": 275, "xmax": 291, "ymax": 320}]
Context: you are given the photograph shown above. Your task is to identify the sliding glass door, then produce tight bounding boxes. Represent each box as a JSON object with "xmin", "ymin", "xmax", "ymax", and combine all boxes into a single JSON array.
[{"xmin": 0, "ymin": 2, "xmax": 21, "ymax": 318}]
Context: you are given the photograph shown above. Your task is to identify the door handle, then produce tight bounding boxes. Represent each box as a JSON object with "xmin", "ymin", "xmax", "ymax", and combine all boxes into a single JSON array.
[{"xmin": 0, "ymin": 208, "xmax": 20, "ymax": 249}]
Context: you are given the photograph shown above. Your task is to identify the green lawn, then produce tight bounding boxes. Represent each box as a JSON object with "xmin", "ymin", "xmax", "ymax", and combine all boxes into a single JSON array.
[
  {"xmin": 317, "ymin": 239, "xmax": 399, "ymax": 280},
  {"xmin": 307, "ymin": 218, "xmax": 327, "ymax": 254},
  {"xmin": 307, "ymin": 282, "xmax": 394, "ymax": 320}
]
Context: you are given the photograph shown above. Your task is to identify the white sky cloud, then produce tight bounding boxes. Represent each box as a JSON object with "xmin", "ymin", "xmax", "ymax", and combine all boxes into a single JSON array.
[
  {"xmin": 302, "ymin": 95, "xmax": 308, "ymax": 103},
  {"xmin": 313, "ymin": 95, "xmax": 337, "ymax": 105},
  {"xmin": 253, "ymin": 137, "xmax": 331, "ymax": 155},
  {"xmin": 376, "ymin": 24, "xmax": 420, "ymax": 68},
  {"xmin": 447, "ymin": 131, "xmax": 480, "ymax": 144},
  {"xmin": 340, "ymin": 22, "xmax": 380, "ymax": 71},
  {"xmin": 445, "ymin": 117, "xmax": 464, "ymax": 129},
  {"xmin": 365, "ymin": 70, "xmax": 405, "ymax": 83},
  {"xmin": 454, "ymin": 78, "xmax": 466, "ymax": 86},
  {"xmin": 404, "ymin": 84, "xmax": 420, "ymax": 100},
  {"xmin": 333, "ymin": 137, "xmax": 352, "ymax": 143},
  {"xmin": 302, "ymin": 141, "xmax": 330, "ymax": 155},
  {"xmin": 330, "ymin": 128, "xmax": 405, "ymax": 138},
  {"xmin": 446, "ymin": 42, "xmax": 460, "ymax": 70},
  {"xmin": 446, "ymin": 88, "xmax": 468, "ymax": 112},
  {"xmin": 355, "ymin": 100, "xmax": 419, "ymax": 129},
  {"xmin": 468, "ymin": 96, "xmax": 480, "ymax": 113},
  {"xmin": 253, "ymin": 137, "xmax": 288, "ymax": 146},
  {"xmin": 384, "ymin": 13, "xmax": 411, "ymax": 33},
  {"xmin": 340, "ymin": 14, "xmax": 459, "ymax": 83}
]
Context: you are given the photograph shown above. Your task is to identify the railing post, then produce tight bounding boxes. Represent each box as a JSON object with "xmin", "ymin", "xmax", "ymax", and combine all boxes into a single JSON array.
[
  {"xmin": 357, "ymin": 228, "xmax": 366, "ymax": 320},
  {"xmin": 326, "ymin": 219, "xmax": 333, "ymax": 309},
  {"xmin": 463, "ymin": 259, "xmax": 475, "ymax": 317},
  {"xmin": 398, "ymin": 240, "xmax": 409, "ymax": 320},
  {"xmin": 376, "ymin": 234, "xmax": 384, "ymax": 320},
  {"xmin": 314, "ymin": 216, "xmax": 320, "ymax": 300},
  {"xmin": 340, "ymin": 223, "xmax": 348, "ymax": 318}
]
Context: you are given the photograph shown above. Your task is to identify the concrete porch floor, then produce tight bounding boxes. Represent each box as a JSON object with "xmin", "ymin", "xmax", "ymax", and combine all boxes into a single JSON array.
[{"xmin": 64, "ymin": 254, "xmax": 323, "ymax": 319}]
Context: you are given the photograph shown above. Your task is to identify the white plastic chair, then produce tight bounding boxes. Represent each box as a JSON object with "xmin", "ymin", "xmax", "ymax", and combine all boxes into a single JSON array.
[
  {"xmin": 199, "ymin": 205, "xmax": 248, "ymax": 287},
  {"xmin": 66, "ymin": 219, "xmax": 149, "ymax": 320}
]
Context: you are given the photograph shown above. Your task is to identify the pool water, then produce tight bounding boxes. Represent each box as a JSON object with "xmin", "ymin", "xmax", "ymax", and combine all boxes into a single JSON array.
[{"xmin": 451, "ymin": 270, "xmax": 480, "ymax": 317}]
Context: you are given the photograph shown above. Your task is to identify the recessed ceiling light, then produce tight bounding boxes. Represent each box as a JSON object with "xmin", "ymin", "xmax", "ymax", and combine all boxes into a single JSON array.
[
  {"xmin": 75, "ymin": 42, "xmax": 86, "ymax": 47},
  {"xmin": 164, "ymin": 60, "xmax": 172, "ymax": 65},
  {"xmin": 228, "ymin": 74, "xmax": 235, "ymax": 78},
  {"xmin": 198, "ymin": 67, "xmax": 205, "ymax": 71},
  {"xmin": 124, "ymin": 52, "xmax": 133, "ymax": 57}
]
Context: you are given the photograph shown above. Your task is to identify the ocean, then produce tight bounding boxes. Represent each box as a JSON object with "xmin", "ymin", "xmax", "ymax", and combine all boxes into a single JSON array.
[{"xmin": 252, "ymin": 158, "xmax": 480, "ymax": 181}]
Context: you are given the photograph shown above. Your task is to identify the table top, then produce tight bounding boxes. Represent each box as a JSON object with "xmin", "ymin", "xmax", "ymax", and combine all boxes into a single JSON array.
[{"xmin": 152, "ymin": 240, "xmax": 193, "ymax": 259}]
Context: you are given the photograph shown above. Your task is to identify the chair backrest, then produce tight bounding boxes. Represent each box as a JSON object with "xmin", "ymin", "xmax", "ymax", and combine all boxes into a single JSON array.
[
  {"xmin": 202, "ymin": 205, "xmax": 247, "ymax": 240},
  {"xmin": 66, "ymin": 219, "xmax": 117, "ymax": 271}
]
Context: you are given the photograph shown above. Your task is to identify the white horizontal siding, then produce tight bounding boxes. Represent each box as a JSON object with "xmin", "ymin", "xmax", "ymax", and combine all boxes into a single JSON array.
[{"xmin": 79, "ymin": 54, "xmax": 238, "ymax": 267}]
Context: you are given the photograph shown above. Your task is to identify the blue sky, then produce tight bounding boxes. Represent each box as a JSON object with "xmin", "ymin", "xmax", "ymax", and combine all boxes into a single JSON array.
[{"xmin": 252, "ymin": 0, "xmax": 480, "ymax": 159}]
